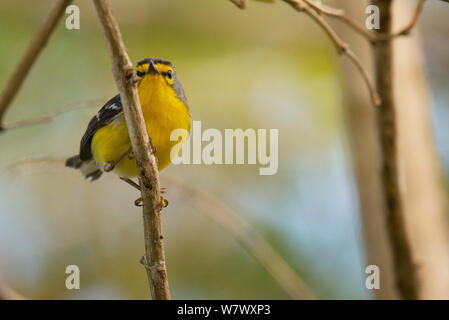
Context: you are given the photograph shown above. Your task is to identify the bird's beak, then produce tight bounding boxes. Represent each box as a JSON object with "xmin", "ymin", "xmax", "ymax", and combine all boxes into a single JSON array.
[{"xmin": 147, "ymin": 61, "xmax": 160, "ymax": 75}]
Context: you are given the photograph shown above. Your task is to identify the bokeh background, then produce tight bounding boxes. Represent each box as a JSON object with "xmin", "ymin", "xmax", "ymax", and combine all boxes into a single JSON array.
[{"xmin": 0, "ymin": 0, "xmax": 448, "ymax": 299}]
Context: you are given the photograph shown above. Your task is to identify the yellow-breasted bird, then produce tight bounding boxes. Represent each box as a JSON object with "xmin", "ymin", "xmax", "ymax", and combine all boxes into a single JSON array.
[{"xmin": 66, "ymin": 58, "xmax": 190, "ymax": 185}]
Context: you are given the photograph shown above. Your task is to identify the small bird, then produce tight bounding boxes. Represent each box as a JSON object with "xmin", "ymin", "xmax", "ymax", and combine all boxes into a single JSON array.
[{"xmin": 66, "ymin": 58, "xmax": 190, "ymax": 200}]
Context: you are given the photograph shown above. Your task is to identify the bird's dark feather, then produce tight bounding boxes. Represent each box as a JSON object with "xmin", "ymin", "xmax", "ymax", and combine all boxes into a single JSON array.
[{"xmin": 79, "ymin": 94, "xmax": 123, "ymax": 161}]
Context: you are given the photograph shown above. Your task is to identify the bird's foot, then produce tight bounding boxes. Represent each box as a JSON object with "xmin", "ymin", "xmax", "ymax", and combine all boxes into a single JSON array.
[
  {"xmin": 160, "ymin": 196, "xmax": 169, "ymax": 209},
  {"xmin": 103, "ymin": 161, "xmax": 115, "ymax": 172},
  {"xmin": 134, "ymin": 195, "xmax": 168, "ymax": 209},
  {"xmin": 135, "ymin": 197, "xmax": 143, "ymax": 207},
  {"xmin": 104, "ymin": 147, "xmax": 133, "ymax": 171}
]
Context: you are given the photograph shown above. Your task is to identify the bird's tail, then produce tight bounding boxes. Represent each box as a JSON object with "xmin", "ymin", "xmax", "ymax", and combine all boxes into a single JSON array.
[
  {"xmin": 66, "ymin": 155, "xmax": 103, "ymax": 181},
  {"xmin": 65, "ymin": 155, "xmax": 83, "ymax": 169}
]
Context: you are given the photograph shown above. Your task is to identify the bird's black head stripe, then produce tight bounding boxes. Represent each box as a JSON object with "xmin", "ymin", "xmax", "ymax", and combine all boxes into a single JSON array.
[{"xmin": 137, "ymin": 57, "xmax": 172, "ymax": 67}]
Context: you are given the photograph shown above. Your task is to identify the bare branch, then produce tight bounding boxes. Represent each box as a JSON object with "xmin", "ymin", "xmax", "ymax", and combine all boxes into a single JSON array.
[
  {"xmin": 164, "ymin": 175, "xmax": 316, "ymax": 300},
  {"xmin": 386, "ymin": 0, "xmax": 426, "ymax": 39},
  {"xmin": 229, "ymin": 0, "xmax": 247, "ymax": 9},
  {"xmin": 303, "ymin": 0, "xmax": 377, "ymax": 42},
  {"xmin": 227, "ymin": 0, "xmax": 380, "ymax": 106},
  {"xmin": 0, "ymin": 99, "xmax": 104, "ymax": 132},
  {"xmin": 372, "ymin": 0, "xmax": 419, "ymax": 299},
  {"xmin": 304, "ymin": 0, "xmax": 427, "ymax": 43},
  {"xmin": 0, "ymin": 0, "xmax": 73, "ymax": 131},
  {"xmin": 282, "ymin": 0, "xmax": 381, "ymax": 107},
  {"xmin": 0, "ymin": 283, "xmax": 26, "ymax": 300},
  {"xmin": 91, "ymin": 0, "xmax": 170, "ymax": 300}
]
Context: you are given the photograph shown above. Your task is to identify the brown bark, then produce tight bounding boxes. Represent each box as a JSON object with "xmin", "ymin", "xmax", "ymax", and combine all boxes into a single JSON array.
[
  {"xmin": 393, "ymin": 0, "xmax": 449, "ymax": 299},
  {"xmin": 372, "ymin": 0, "xmax": 419, "ymax": 300},
  {"xmin": 339, "ymin": 0, "xmax": 449, "ymax": 299},
  {"xmin": 91, "ymin": 0, "xmax": 170, "ymax": 300},
  {"xmin": 336, "ymin": 0, "xmax": 399, "ymax": 300}
]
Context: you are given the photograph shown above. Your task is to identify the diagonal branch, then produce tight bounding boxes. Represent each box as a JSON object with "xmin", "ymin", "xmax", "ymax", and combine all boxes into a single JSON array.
[
  {"xmin": 228, "ymin": 0, "xmax": 380, "ymax": 106},
  {"xmin": 164, "ymin": 175, "xmax": 316, "ymax": 300},
  {"xmin": 301, "ymin": 0, "xmax": 427, "ymax": 43},
  {"xmin": 386, "ymin": 0, "xmax": 426, "ymax": 39},
  {"xmin": 303, "ymin": 0, "xmax": 377, "ymax": 42},
  {"xmin": 0, "ymin": 98, "xmax": 104, "ymax": 132},
  {"xmin": 0, "ymin": 0, "xmax": 73, "ymax": 131},
  {"xmin": 9, "ymin": 156, "xmax": 315, "ymax": 300},
  {"xmin": 282, "ymin": 0, "xmax": 381, "ymax": 106},
  {"xmin": 229, "ymin": 0, "xmax": 247, "ymax": 9},
  {"xmin": 91, "ymin": 0, "xmax": 170, "ymax": 300},
  {"xmin": 0, "ymin": 282, "xmax": 26, "ymax": 300}
]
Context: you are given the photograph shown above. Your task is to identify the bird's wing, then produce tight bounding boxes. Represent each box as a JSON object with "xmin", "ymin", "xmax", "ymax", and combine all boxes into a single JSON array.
[{"xmin": 79, "ymin": 94, "xmax": 123, "ymax": 161}]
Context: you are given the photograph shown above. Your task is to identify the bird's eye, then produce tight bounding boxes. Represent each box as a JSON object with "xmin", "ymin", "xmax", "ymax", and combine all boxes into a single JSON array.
[{"xmin": 167, "ymin": 70, "xmax": 173, "ymax": 80}]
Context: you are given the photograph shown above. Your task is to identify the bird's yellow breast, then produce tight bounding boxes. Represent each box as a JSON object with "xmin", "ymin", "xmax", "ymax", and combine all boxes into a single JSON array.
[{"xmin": 91, "ymin": 73, "xmax": 190, "ymax": 177}]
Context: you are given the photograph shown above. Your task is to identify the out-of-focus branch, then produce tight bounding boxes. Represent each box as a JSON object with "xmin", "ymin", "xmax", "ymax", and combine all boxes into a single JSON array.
[
  {"xmin": 228, "ymin": 0, "xmax": 432, "ymax": 107},
  {"xmin": 0, "ymin": 99, "xmax": 104, "ymax": 132},
  {"xmin": 303, "ymin": 0, "xmax": 427, "ymax": 43},
  {"xmin": 387, "ymin": 0, "xmax": 426, "ymax": 38},
  {"xmin": 228, "ymin": 0, "xmax": 380, "ymax": 106},
  {"xmin": 282, "ymin": 0, "xmax": 381, "ymax": 107},
  {"xmin": 335, "ymin": 0, "xmax": 399, "ymax": 299},
  {"xmin": 372, "ymin": 0, "xmax": 419, "ymax": 300},
  {"xmin": 303, "ymin": 0, "xmax": 377, "ymax": 41},
  {"xmin": 229, "ymin": 0, "xmax": 247, "ymax": 9},
  {"xmin": 391, "ymin": 0, "xmax": 449, "ymax": 299},
  {"xmin": 164, "ymin": 175, "xmax": 315, "ymax": 300},
  {"xmin": 0, "ymin": 283, "xmax": 26, "ymax": 300},
  {"xmin": 0, "ymin": 0, "xmax": 73, "ymax": 131},
  {"xmin": 91, "ymin": 0, "xmax": 170, "ymax": 300},
  {"xmin": 9, "ymin": 156, "xmax": 315, "ymax": 300}
]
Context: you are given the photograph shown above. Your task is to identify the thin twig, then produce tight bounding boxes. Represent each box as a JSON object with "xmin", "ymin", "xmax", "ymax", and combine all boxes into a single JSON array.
[
  {"xmin": 91, "ymin": 0, "xmax": 170, "ymax": 300},
  {"xmin": 229, "ymin": 0, "xmax": 247, "ymax": 9},
  {"xmin": 303, "ymin": 0, "xmax": 377, "ymax": 42},
  {"xmin": 385, "ymin": 0, "xmax": 426, "ymax": 39},
  {"xmin": 372, "ymin": 0, "xmax": 419, "ymax": 300},
  {"xmin": 282, "ymin": 0, "xmax": 381, "ymax": 107},
  {"xmin": 229, "ymin": 0, "xmax": 380, "ymax": 106},
  {"xmin": 303, "ymin": 0, "xmax": 427, "ymax": 43},
  {"xmin": 0, "ymin": 0, "xmax": 73, "ymax": 131},
  {"xmin": 0, "ymin": 98, "xmax": 104, "ymax": 132},
  {"xmin": 164, "ymin": 175, "xmax": 316, "ymax": 300}
]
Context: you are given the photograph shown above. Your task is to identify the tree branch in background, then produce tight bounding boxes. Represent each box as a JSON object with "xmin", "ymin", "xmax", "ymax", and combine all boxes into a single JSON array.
[
  {"xmin": 301, "ymin": 0, "xmax": 427, "ymax": 43},
  {"xmin": 91, "ymin": 0, "xmax": 170, "ymax": 300},
  {"xmin": 0, "ymin": 283, "xmax": 26, "ymax": 300},
  {"xmin": 8, "ymin": 157, "xmax": 315, "ymax": 300},
  {"xmin": 0, "ymin": 0, "xmax": 73, "ymax": 132},
  {"xmin": 392, "ymin": 0, "xmax": 449, "ymax": 299},
  {"xmin": 372, "ymin": 0, "xmax": 419, "ymax": 300},
  {"xmin": 282, "ymin": 0, "xmax": 380, "ymax": 106},
  {"xmin": 387, "ymin": 0, "xmax": 426, "ymax": 38},
  {"xmin": 336, "ymin": 0, "xmax": 398, "ymax": 299},
  {"xmin": 229, "ymin": 0, "xmax": 247, "ymax": 9},
  {"xmin": 0, "ymin": 98, "xmax": 104, "ymax": 132},
  {"xmin": 303, "ymin": 0, "xmax": 378, "ymax": 42},
  {"xmin": 229, "ymin": 0, "xmax": 380, "ymax": 107},
  {"xmin": 164, "ymin": 175, "xmax": 315, "ymax": 300}
]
